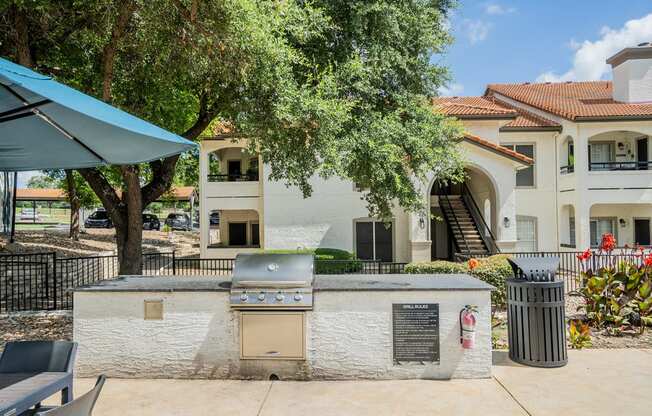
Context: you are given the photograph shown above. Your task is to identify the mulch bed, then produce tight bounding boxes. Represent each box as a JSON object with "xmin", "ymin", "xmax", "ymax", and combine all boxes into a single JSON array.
[
  {"xmin": 492, "ymin": 295, "xmax": 652, "ymax": 350},
  {"xmin": 0, "ymin": 311, "xmax": 72, "ymax": 352}
]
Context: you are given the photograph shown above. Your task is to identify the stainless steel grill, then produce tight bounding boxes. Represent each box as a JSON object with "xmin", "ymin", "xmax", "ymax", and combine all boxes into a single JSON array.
[{"xmin": 230, "ymin": 253, "xmax": 314, "ymax": 309}]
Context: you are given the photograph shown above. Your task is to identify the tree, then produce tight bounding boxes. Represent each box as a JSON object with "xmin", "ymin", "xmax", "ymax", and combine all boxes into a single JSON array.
[
  {"xmin": 26, "ymin": 175, "xmax": 58, "ymax": 189},
  {"xmin": 1, "ymin": 0, "xmax": 463, "ymax": 273}
]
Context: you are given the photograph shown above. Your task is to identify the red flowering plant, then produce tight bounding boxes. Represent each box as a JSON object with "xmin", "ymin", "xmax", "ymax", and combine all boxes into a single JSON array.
[{"xmin": 572, "ymin": 233, "xmax": 652, "ymax": 332}]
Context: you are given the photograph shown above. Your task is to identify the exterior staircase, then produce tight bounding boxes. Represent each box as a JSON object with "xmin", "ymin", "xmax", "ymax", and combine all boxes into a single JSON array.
[{"xmin": 439, "ymin": 194, "xmax": 492, "ymax": 256}]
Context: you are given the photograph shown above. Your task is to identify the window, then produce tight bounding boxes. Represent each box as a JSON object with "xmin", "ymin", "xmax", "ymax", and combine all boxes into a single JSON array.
[
  {"xmin": 590, "ymin": 218, "xmax": 616, "ymax": 248},
  {"xmin": 355, "ymin": 220, "xmax": 393, "ymax": 261},
  {"xmin": 502, "ymin": 144, "xmax": 535, "ymax": 187},
  {"xmin": 515, "ymin": 216, "xmax": 537, "ymax": 252},
  {"xmin": 589, "ymin": 142, "xmax": 615, "ymax": 171},
  {"xmin": 569, "ymin": 217, "xmax": 576, "ymax": 247}
]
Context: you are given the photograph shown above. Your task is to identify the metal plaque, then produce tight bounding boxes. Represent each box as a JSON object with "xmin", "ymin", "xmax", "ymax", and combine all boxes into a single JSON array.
[{"xmin": 392, "ymin": 303, "xmax": 439, "ymax": 363}]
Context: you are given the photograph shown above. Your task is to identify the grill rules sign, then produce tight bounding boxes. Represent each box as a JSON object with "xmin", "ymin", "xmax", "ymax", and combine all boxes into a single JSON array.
[{"xmin": 392, "ymin": 303, "xmax": 439, "ymax": 363}]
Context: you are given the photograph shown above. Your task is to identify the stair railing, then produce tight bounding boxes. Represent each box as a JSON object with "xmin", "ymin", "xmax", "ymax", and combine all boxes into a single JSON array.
[
  {"xmin": 439, "ymin": 194, "xmax": 471, "ymax": 254},
  {"xmin": 461, "ymin": 183, "xmax": 500, "ymax": 254}
]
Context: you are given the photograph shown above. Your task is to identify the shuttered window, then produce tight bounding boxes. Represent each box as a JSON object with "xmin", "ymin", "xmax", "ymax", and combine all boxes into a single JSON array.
[
  {"xmin": 590, "ymin": 218, "xmax": 615, "ymax": 247},
  {"xmin": 589, "ymin": 142, "xmax": 615, "ymax": 170},
  {"xmin": 516, "ymin": 216, "xmax": 537, "ymax": 252}
]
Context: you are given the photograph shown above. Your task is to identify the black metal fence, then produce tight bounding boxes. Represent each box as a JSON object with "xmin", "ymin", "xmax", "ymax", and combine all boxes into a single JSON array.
[
  {"xmin": 0, "ymin": 252, "xmax": 55, "ymax": 312},
  {"xmin": 315, "ymin": 260, "xmax": 407, "ymax": 275},
  {"xmin": 0, "ymin": 251, "xmax": 179, "ymax": 312},
  {"xmin": 3, "ymin": 248, "xmax": 641, "ymax": 312},
  {"xmin": 0, "ymin": 251, "xmax": 410, "ymax": 312},
  {"xmin": 455, "ymin": 250, "xmax": 647, "ymax": 293}
]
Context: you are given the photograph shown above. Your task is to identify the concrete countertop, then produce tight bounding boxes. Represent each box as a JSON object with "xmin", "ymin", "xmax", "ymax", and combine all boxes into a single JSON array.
[
  {"xmin": 314, "ymin": 274, "xmax": 494, "ymax": 291},
  {"xmin": 73, "ymin": 276, "xmax": 232, "ymax": 292},
  {"xmin": 73, "ymin": 273, "xmax": 493, "ymax": 293}
]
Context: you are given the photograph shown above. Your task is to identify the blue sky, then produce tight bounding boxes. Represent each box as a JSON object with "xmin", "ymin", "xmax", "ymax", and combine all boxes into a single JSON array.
[{"xmin": 437, "ymin": 1, "xmax": 652, "ymax": 96}]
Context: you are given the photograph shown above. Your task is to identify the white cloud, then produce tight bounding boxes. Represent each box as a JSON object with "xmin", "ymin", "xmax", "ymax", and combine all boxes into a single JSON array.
[
  {"xmin": 463, "ymin": 19, "xmax": 492, "ymax": 44},
  {"xmin": 485, "ymin": 4, "xmax": 516, "ymax": 15},
  {"xmin": 438, "ymin": 82, "xmax": 465, "ymax": 96},
  {"xmin": 536, "ymin": 13, "xmax": 652, "ymax": 82}
]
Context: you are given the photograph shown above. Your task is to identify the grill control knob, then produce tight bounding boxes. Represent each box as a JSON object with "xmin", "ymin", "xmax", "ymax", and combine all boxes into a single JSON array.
[
  {"xmin": 258, "ymin": 293, "xmax": 266, "ymax": 301},
  {"xmin": 240, "ymin": 293, "xmax": 249, "ymax": 302},
  {"xmin": 275, "ymin": 293, "xmax": 285, "ymax": 302},
  {"xmin": 293, "ymin": 293, "xmax": 303, "ymax": 302}
]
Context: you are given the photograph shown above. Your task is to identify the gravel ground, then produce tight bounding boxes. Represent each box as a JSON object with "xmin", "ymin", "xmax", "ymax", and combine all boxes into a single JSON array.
[
  {"xmin": 0, "ymin": 311, "xmax": 72, "ymax": 352},
  {"xmin": 0, "ymin": 229, "xmax": 199, "ymax": 257}
]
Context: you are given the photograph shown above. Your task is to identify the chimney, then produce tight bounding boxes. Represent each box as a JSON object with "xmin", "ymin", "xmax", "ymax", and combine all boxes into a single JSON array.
[{"xmin": 607, "ymin": 42, "xmax": 652, "ymax": 103}]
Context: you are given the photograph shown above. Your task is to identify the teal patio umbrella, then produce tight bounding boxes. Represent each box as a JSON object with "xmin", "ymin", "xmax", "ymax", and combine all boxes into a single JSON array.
[
  {"xmin": 0, "ymin": 57, "xmax": 195, "ymax": 171},
  {"xmin": 0, "ymin": 57, "xmax": 196, "ymax": 241}
]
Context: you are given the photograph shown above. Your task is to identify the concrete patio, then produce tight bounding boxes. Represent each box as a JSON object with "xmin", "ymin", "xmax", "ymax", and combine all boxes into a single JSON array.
[{"xmin": 45, "ymin": 349, "xmax": 650, "ymax": 416}]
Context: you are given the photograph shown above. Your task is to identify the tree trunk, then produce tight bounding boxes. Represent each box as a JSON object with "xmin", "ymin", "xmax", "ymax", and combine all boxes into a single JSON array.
[
  {"xmin": 11, "ymin": 4, "xmax": 32, "ymax": 67},
  {"xmin": 101, "ymin": 0, "xmax": 136, "ymax": 103},
  {"xmin": 117, "ymin": 165, "xmax": 144, "ymax": 274},
  {"xmin": 65, "ymin": 170, "xmax": 80, "ymax": 241}
]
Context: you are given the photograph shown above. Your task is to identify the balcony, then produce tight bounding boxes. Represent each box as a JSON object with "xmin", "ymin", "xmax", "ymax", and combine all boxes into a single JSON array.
[
  {"xmin": 559, "ymin": 165, "xmax": 574, "ymax": 174},
  {"xmin": 208, "ymin": 173, "xmax": 259, "ymax": 182},
  {"xmin": 589, "ymin": 161, "xmax": 652, "ymax": 171}
]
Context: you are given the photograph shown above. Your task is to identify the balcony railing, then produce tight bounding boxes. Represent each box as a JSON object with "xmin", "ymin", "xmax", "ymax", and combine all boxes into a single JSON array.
[
  {"xmin": 560, "ymin": 165, "xmax": 575, "ymax": 174},
  {"xmin": 589, "ymin": 161, "xmax": 652, "ymax": 171},
  {"xmin": 207, "ymin": 173, "xmax": 259, "ymax": 182}
]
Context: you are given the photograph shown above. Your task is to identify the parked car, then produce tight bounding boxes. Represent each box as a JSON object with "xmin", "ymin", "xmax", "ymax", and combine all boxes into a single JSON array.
[
  {"xmin": 143, "ymin": 213, "xmax": 160, "ymax": 231},
  {"xmin": 84, "ymin": 209, "xmax": 112, "ymax": 228},
  {"xmin": 209, "ymin": 211, "xmax": 220, "ymax": 225},
  {"xmin": 165, "ymin": 213, "xmax": 192, "ymax": 231},
  {"xmin": 19, "ymin": 208, "xmax": 40, "ymax": 221}
]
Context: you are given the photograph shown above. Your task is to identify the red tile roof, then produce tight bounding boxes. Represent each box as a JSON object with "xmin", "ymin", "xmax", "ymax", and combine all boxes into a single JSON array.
[
  {"xmin": 432, "ymin": 96, "xmax": 517, "ymax": 118},
  {"xmin": 16, "ymin": 187, "xmax": 196, "ymax": 201},
  {"xmin": 498, "ymin": 103, "xmax": 562, "ymax": 131},
  {"xmin": 433, "ymin": 96, "xmax": 561, "ymax": 130},
  {"xmin": 16, "ymin": 188, "xmax": 66, "ymax": 201},
  {"xmin": 463, "ymin": 133, "xmax": 533, "ymax": 165},
  {"xmin": 486, "ymin": 81, "xmax": 652, "ymax": 121}
]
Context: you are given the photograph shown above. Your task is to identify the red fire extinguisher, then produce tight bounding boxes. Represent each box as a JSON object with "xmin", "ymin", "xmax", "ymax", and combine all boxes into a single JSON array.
[{"xmin": 460, "ymin": 305, "xmax": 478, "ymax": 349}]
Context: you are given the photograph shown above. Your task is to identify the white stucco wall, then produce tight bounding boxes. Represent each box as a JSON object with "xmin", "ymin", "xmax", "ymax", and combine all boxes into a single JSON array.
[
  {"xmin": 499, "ymin": 131, "xmax": 559, "ymax": 251},
  {"xmin": 262, "ymin": 166, "xmax": 411, "ymax": 262},
  {"xmin": 74, "ymin": 288, "xmax": 491, "ymax": 380}
]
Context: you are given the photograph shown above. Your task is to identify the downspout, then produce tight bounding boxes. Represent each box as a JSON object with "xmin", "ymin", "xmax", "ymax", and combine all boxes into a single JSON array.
[{"xmin": 553, "ymin": 132, "xmax": 560, "ymax": 249}]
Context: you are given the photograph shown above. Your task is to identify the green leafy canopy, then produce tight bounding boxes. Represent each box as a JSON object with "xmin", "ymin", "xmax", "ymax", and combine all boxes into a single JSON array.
[{"xmin": 1, "ymin": 0, "xmax": 464, "ymax": 220}]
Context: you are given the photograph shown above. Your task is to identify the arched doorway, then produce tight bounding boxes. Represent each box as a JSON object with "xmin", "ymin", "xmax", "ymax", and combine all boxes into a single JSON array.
[{"xmin": 429, "ymin": 166, "xmax": 498, "ymax": 260}]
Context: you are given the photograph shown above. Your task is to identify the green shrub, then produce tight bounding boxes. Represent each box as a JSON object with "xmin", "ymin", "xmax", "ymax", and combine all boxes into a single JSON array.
[
  {"xmin": 470, "ymin": 255, "xmax": 511, "ymax": 311},
  {"xmin": 262, "ymin": 247, "xmax": 353, "ymax": 260},
  {"xmin": 405, "ymin": 254, "xmax": 511, "ymax": 311},
  {"xmin": 262, "ymin": 248, "xmax": 360, "ymax": 273},
  {"xmin": 573, "ymin": 260, "xmax": 652, "ymax": 330},
  {"xmin": 404, "ymin": 261, "xmax": 467, "ymax": 274}
]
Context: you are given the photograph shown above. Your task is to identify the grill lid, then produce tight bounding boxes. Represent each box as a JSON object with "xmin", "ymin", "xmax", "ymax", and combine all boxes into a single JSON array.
[{"xmin": 232, "ymin": 253, "xmax": 314, "ymax": 288}]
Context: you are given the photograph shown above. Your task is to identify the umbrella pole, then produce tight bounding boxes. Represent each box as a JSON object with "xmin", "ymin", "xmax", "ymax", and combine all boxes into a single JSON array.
[{"xmin": 9, "ymin": 172, "xmax": 17, "ymax": 243}]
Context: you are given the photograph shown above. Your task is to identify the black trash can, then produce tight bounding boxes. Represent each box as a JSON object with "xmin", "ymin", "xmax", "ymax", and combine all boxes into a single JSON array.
[{"xmin": 506, "ymin": 257, "xmax": 567, "ymax": 368}]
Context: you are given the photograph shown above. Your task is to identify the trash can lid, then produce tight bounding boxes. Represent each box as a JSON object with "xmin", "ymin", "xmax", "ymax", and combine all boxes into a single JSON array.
[{"xmin": 508, "ymin": 256, "xmax": 560, "ymax": 281}]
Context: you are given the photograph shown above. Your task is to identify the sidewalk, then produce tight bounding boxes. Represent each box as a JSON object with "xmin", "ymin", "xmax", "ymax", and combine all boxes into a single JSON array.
[{"xmin": 53, "ymin": 349, "xmax": 650, "ymax": 416}]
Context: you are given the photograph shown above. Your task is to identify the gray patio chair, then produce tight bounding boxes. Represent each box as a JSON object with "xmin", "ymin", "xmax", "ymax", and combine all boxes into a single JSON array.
[
  {"xmin": 0, "ymin": 341, "xmax": 77, "ymax": 374},
  {"xmin": 25, "ymin": 375, "xmax": 106, "ymax": 416},
  {"xmin": 1, "ymin": 341, "xmax": 77, "ymax": 406}
]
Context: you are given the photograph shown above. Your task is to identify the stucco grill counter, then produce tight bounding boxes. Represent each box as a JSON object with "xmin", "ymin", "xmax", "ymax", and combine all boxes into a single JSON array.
[{"xmin": 73, "ymin": 264, "xmax": 494, "ymax": 380}]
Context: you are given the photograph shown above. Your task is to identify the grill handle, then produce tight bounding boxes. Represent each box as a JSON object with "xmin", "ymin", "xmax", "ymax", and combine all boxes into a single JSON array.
[{"xmin": 235, "ymin": 280, "xmax": 311, "ymax": 288}]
